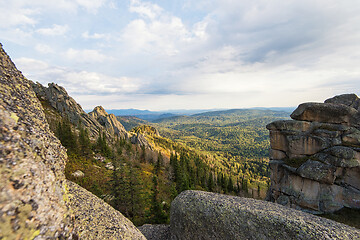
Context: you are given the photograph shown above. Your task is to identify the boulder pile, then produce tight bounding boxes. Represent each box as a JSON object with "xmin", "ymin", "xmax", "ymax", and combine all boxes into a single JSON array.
[{"xmin": 266, "ymin": 94, "xmax": 360, "ymax": 213}]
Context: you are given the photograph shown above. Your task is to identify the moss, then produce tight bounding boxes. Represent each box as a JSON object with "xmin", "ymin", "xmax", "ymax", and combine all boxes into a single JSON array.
[
  {"xmin": 10, "ymin": 112, "xmax": 19, "ymax": 123},
  {"xmin": 29, "ymin": 230, "xmax": 40, "ymax": 240}
]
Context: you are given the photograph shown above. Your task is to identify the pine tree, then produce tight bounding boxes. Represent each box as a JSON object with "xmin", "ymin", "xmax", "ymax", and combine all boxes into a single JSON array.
[
  {"xmin": 78, "ymin": 126, "xmax": 91, "ymax": 157},
  {"xmin": 208, "ymin": 172, "xmax": 214, "ymax": 192}
]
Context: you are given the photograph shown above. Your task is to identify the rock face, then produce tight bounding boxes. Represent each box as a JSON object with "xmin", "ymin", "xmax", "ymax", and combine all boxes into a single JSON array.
[
  {"xmin": 267, "ymin": 94, "xmax": 360, "ymax": 214},
  {"xmin": 0, "ymin": 44, "xmax": 74, "ymax": 238},
  {"xmin": 33, "ymin": 82, "xmax": 104, "ymax": 140},
  {"xmin": 170, "ymin": 190, "xmax": 360, "ymax": 240},
  {"xmin": 89, "ymin": 106, "xmax": 128, "ymax": 139},
  {"xmin": 33, "ymin": 82, "xmax": 152, "ymax": 149},
  {"xmin": 0, "ymin": 43, "xmax": 146, "ymax": 239},
  {"xmin": 66, "ymin": 180, "xmax": 146, "ymax": 239}
]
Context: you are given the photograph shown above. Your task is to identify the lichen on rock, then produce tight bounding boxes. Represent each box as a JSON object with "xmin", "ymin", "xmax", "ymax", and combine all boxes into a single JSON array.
[
  {"xmin": 170, "ymin": 190, "xmax": 360, "ymax": 240},
  {"xmin": 0, "ymin": 43, "xmax": 74, "ymax": 238}
]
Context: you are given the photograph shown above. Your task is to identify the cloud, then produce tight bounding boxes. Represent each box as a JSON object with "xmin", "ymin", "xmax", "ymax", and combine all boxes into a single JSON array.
[
  {"xmin": 65, "ymin": 48, "xmax": 110, "ymax": 63},
  {"xmin": 35, "ymin": 43, "xmax": 54, "ymax": 53},
  {"xmin": 129, "ymin": 0, "xmax": 163, "ymax": 20},
  {"xmin": 121, "ymin": 0, "xmax": 208, "ymax": 56},
  {"xmin": 82, "ymin": 31, "xmax": 108, "ymax": 40},
  {"xmin": 14, "ymin": 57, "xmax": 141, "ymax": 96},
  {"xmin": 75, "ymin": 0, "xmax": 107, "ymax": 13},
  {"xmin": 36, "ymin": 24, "xmax": 69, "ymax": 36}
]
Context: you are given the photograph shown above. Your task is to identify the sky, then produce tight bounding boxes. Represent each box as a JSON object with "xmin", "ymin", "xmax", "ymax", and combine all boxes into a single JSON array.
[{"xmin": 1, "ymin": 0, "xmax": 360, "ymax": 111}]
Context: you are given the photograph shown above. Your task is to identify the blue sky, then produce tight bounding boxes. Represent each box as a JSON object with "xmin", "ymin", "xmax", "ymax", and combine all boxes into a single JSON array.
[{"xmin": 1, "ymin": 0, "xmax": 360, "ymax": 110}]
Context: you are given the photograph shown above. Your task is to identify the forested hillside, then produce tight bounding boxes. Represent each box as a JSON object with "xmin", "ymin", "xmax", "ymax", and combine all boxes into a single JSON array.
[
  {"xmin": 117, "ymin": 109, "xmax": 290, "ymax": 198},
  {"xmin": 153, "ymin": 109, "xmax": 290, "ymax": 159},
  {"xmin": 39, "ymin": 97, "xmax": 269, "ymax": 226}
]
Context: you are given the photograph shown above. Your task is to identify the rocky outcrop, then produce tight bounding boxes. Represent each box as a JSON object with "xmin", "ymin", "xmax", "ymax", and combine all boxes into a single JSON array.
[
  {"xmin": 170, "ymin": 190, "xmax": 360, "ymax": 240},
  {"xmin": 32, "ymin": 82, "xmax": 104, "ymax": 140},
  {"xmin": 89, "ymin": 106, "xmax": 128, "ymax": 139},
  {"xmin": 33, "ymin": 82, "xmax": 153, "ymax": 149},
  {"xmin": 66, "ymin": 180, "xmax": 146, "ymax": 239},
  {"xmin": 267, "ymin": 94, "xmax": 360, "ymax": 214},
  {"xmin": 0, "ymin": 44, "xmax": 74, "ymax": 238},
  {"xmin": 138, "ymin": 224, "xmax": 170, "ymax": 240},
  {"xmin": 0, "ymin": 44, "xmax": 146, "ymax": 239}
]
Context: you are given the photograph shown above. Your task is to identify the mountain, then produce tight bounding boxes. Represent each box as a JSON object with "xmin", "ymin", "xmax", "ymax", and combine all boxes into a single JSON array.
[
  {"xmin": 152, "ymin": 108, "xmax": 290, "ymax": 159},
  {"xmin": 106, "ymin": 109, "xmax": 179, "ymax": 121}
]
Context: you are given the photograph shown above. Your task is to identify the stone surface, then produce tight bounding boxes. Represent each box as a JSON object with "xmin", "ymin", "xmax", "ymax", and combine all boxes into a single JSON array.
[
  {"xmin": 325, "ymin": 93, "xmax": 360, "ymax": 110},
  {"xmin": 32, "ymin": 81, "xmax": 104, "ymax": 140},
  {"xmin": 0, "ymin": 43, "xmax": 74, "ymax": 238},
  {"xmin": 89, "ymin": 106, "xmax": 128, "ymax": 139},
  {"xmin": 296, "ymin": 160, "xmax": 336, "ymax": 184},
  {"xmin": 138, "ymin": 224, "xmax": 170, "ymax": 240},
  {"xmin": 66, "ymin": 180, "xmax": 146, "ymax": 239},
  {"xmin": 268, "ymin": 94, "xmax": 360, "ymax": 213},
  {"xmin": 71, "ymin": 170, "xmax": 85, "ymax": 178},
  {"xmin": 290, "ymin": 102, "xmax": 358, "ymax": 126},
  {"xmin": 170, "ymin": 190, "xmax": 360, "ymax": 240}
]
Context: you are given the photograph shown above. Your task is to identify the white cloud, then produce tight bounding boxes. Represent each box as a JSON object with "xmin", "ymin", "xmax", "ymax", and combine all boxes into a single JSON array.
[
  {"xmin": 129, "ymin": 0, "xmax": 162, "ymax": 20},
  {"xmin": 0, "ymin": 8, "xmax": 37, "ymax": 27},
  {"xmin": 121, "ymin": 0, "xmax": 208, "ymax": 57},
  {"xmin": 35, "ymin": 44, "xmax": 54, "ymax": 54},
  {"xmin": 82, "ymin": 31, "xmax": 108, "ymax": 40},
  {"xmin": 75, "ymin": 0, "xmax": 107, "ymax": 13},
  {"xmin": 36, "ymin": 24, "xmax": 69, "ymax": 36},
  {"xmin": 14, "ymin": 57, "xmax": 140, "ymax": 96},
  {"xmin": 65, "ymin": 48, "xmax": 110, "ymax": 63}
]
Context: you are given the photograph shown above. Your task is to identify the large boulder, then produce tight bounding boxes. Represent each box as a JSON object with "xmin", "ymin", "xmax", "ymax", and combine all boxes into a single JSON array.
[
  {"xmin": 0, "ymin": 43, "xmax": 74, "ymax": 238},
  {"xmin": 66, "ymin": 180, "xmax": 146, "ymax": 239},
  {"xmin": 0, "ymin": 43, "xmax": 146, "ymax": 239},
  {"xmin": 170, "ymin": 190, "xmax": 360, "ymax": 240},
  {"xmin": 290, "ymin": 102, "xmax": 358, "ymax": 126}
]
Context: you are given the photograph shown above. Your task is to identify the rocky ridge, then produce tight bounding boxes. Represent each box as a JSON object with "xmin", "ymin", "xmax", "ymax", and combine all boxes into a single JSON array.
[
  {"xmin": 266, "ymin": 94, "xmax": 360, "ymax": 213},
  {"xmin": 89, "ymin": 105, "xmax": 129, "ymax": 139},
  {"xmin": 32, "ymin": 82, "xmax": 105, "ymax": 140},
  {"xmin": 0, "ymin": 43, "xmax": 146, "ymax": 239},
  {"xmin": 33, "ymin": 82, "xmax": 152, "ymax": 149}
]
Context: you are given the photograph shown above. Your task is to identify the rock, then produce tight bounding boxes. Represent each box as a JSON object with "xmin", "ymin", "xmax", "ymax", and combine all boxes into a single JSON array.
[
  {"xmin": 32, "ymin": 82, "xmax": 104, "ymax": 140},
  {"xmin": 325, "ymin": 93, "xmax": 360, "ymax": 110},
  {"xmin": 313, "ymin": 146, "xmax": 360, "ymax": 168},
  {"xmin": 66, "ymin": 180, "xmax": 146, "ymax": 239},
  {"xmin": 290, "ymin": 102, "xmax": 358, "ymax": 126},
  {"xmin": 342, "ymin": 127, "xmax": 360, "ymax": 146},
  {"xmin": 268, "ymin": 94, "xmax": 360, "ymax": 214},
  {"xmin": 170, "ymin": 190, "xmax": 360, "ymax": 240},
  {"xmin": 138, "ymin": 224, "xmax": 170, "ymax": 240},
  {"xmin": 71, "ymin": 170, "xmax": 85, "ymax": 178},
  {"xmin": 89, "ymin": 106, "xmax": 128, "ymax": 139},
  {"xmin": 269, "ymin": 149, "xmax": 287, "ymax": 160},
  {"xmin": 297, "ymin": 160, "xmax": 336, "ymax": 184},
  {"xmin": 131, "ymin": 132, "xmax": 153, "ymax": 149},
  {"xmin": 105, "ymin": 162, "xmax": 114, "ymax": 170},
  {"xmin": 286, "ymin": 135, "xmax": 330, "ymax": 156},
  {"xmin": 0, "ymin": 43, "xmax": 74, "ymax": 238},
  {"xmin": 266, "ymin": 120, "xmax": 312, "ymax": 132}
]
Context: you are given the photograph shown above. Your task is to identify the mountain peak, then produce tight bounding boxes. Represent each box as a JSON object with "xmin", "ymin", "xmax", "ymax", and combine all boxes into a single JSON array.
[{"xmin": 91, "ymin": 106, "xmax": 107, "ymax": 118}]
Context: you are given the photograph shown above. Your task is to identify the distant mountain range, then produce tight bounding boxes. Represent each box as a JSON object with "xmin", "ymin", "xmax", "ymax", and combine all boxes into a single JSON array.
[{"xmin": 102, "ymin": 107, "xmax": 295, "ymax": 121}]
